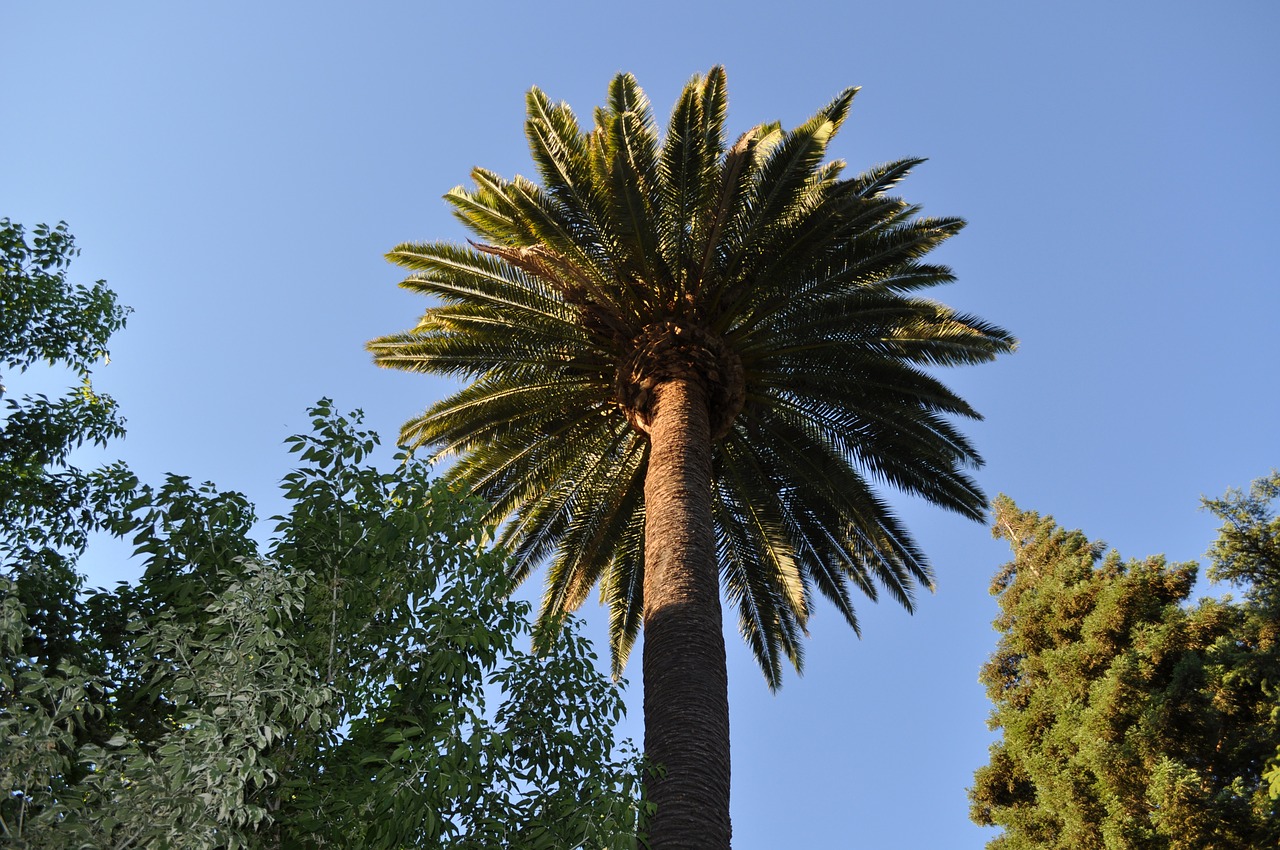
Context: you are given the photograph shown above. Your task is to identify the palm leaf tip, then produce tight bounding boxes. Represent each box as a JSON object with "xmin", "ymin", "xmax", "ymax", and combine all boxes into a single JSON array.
[{"xmin": 807, "ymin": 86, "xmax": 861, "ymax": 137}]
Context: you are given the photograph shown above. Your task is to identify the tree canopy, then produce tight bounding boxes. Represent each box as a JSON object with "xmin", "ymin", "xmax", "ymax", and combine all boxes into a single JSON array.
[
  {"xmin": 1, "ymin": 220, "xmax": 644, "ymax": 848},
  {"xmin": 0, "ymin": 217, "xmax": 132, "ymax": 673},
  {"xmin": 971, "ymin": 484, "xmax": 1280, "ymax": 849}
]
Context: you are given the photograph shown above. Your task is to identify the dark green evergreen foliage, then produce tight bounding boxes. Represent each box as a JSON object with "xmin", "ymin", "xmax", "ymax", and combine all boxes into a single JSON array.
[
  {"xmin": 971, "ymin": 489, "xmax": 1280, "ymax": 849},
  {"xmin": 1202, "ymin": 473, "xmax": 1280, "ymax": 806},
  {"xmin": 1204, "ymin": 473, "xmax": 1280, "ymax": 614},
  {"xmin": 1, "ymin": 221, "xmax": 643, "ymax": 847}
]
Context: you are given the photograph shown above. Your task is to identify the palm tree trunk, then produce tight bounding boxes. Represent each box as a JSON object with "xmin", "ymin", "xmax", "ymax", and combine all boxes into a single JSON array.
[{"xmin": 641, "ymin": 377, "xmax": 731, "ymax": 850}]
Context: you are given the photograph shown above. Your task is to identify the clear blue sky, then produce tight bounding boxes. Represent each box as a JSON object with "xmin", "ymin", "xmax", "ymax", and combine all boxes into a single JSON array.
[{"xmin": 6, "ymin": 3, "xmax": 1278, "ymax": 847}]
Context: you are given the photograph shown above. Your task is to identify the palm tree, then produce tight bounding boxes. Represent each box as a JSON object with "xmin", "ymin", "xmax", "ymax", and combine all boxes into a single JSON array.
[{"xmin": 369, "ymin": 67, "xmax": 1014, "ymax": 849}]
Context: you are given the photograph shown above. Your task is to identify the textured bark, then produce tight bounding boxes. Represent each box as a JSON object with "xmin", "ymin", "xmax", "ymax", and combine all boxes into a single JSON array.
[{"xmin": 641, "ymin": 378, "xmax": 731, "ymax": 850}]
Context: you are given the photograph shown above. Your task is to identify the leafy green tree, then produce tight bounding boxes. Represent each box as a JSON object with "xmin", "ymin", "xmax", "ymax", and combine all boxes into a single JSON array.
[
  {"xmin": 1, "ymin": 218, "xmax": 136, "ymax": 824},
  {"xmin": 3, "ymin": 403, "xmax": 645, "ymax": 849},
  {"xmin": 369, "ymin": 67, "xmax": 1014, "ymax": 847},
  {"xmin": 0, "ymin": 217, "xmax": 132, "ymax": 671},
  {"xmin": 971, "ymin": 488, "xmax": 1280, "ymax": 849},
  {"xmin": 2, "ymin": 221, "xmax": 643, "ymax": 847}
]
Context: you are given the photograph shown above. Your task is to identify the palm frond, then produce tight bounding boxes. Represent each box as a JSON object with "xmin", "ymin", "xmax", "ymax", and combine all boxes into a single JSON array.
[{"xmin": 601, "ymin": 511, "xmax": 646, "ymax": 677}]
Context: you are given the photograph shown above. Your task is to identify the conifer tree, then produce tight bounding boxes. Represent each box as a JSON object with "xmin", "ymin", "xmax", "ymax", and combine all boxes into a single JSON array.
[{"xmin": 971, "ymin": 488, "xmax": 1280, "ymax": 849}]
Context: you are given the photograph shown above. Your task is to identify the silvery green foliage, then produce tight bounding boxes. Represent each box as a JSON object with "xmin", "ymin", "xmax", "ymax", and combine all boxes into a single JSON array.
[
  {"xmin": 0, "ymin": 580, "xmax": 102, "ymax": 847},
  {"xmin": 81, "ymin": 563, "xmax": 323, "ymax": 849}
]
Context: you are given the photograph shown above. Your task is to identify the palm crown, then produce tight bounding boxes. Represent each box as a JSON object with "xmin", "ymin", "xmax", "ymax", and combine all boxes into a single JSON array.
[{"xmin": 370, "ymin": 67, "xmax": 1014, "ymax": 689}]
